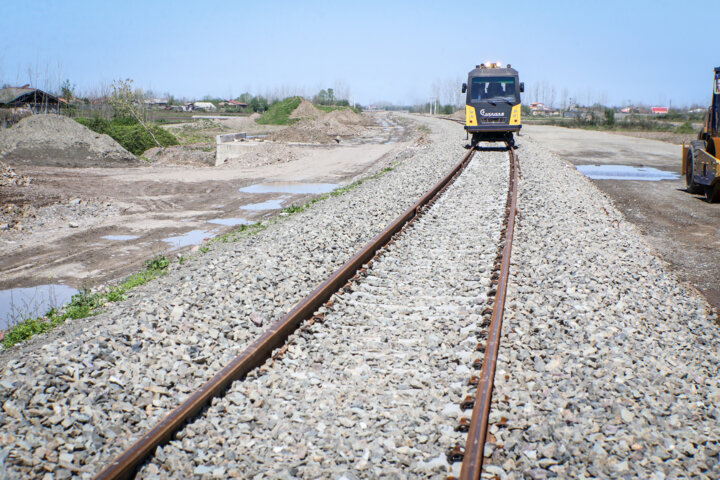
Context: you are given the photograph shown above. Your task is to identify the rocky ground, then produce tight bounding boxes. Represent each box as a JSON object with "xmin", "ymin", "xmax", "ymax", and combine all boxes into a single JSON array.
[{"xmin": 484, "ymin": 137, "xmax": 720, "ymax": 479}]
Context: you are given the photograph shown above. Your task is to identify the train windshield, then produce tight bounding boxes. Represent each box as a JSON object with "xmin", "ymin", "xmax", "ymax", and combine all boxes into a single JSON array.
[{"xmin": 470, "ymin": 77, "xmax": 517, "ymax": 102}]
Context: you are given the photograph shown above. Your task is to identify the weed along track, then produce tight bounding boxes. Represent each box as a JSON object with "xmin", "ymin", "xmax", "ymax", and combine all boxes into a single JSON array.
[{"xmin": 93, "ymin": 142, "xmax": 519, "ymax": 479}]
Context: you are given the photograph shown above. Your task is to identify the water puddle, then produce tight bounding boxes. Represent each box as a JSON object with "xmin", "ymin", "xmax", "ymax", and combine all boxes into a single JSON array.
[
  {"xmin": 239, "ymin": 182, "xmax": 338, "ymax": 195},
  {"xmin": 1, "ymin": 284, "xmax": 79, "ymax": 331},
  {"xmin": 208, "ymin": 217, "xmax": 251, "ymax": 226},
  {"xmin": 163, "ymin": 229, "xmax": 215, "ymax": 248},
  {"xmin": 239, "ymin": 198, "xmax": 288, "ymax": 211},
  {"xmin": 103, "ymin": 235, "xmax": 139, "ymax": 241},
  {"xmin": 576, "ymin": 165, "xmax": 680, "ymax": 181}
]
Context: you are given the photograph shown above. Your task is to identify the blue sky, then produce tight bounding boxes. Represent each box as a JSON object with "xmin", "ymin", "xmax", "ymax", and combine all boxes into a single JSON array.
[{"xmin": 1, "ymin": 0, "xmax": 718, "ymax": 107}]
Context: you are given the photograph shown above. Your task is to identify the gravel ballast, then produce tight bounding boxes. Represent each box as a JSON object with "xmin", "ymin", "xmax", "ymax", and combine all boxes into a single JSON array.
[
  {"xmin": 0, "ymin": 116, "xmax": 465, "ymax": 479},
  {"xmin": 2, "ymin": 119, "xmax": 719, "ymax": 479},
  {"xmin": 483, "ymin": 137, "xmax": 720, "ymax": 479},
  {"xmin": 135, "ymin": 147, "xmax": 509, "ymax": 479}
]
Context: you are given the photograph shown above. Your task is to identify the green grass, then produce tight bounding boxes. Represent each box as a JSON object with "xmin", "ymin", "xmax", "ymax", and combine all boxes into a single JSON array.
[
  {"xmin": 256, "ymin": 97, "xmax": 302, "ymax": 125},
  {"xmin": 2, "ymin": 255, "xmax": 170, "ymax": 349},
  {"xmin": 316, "ymin": 105, "xmax": 363, "ymax": 114}
]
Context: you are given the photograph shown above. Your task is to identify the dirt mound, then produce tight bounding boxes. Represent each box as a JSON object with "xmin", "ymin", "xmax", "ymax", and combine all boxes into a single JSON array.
[
  {"xmin": 289, "ymin": 99, "xmax": 323, "ymax": 120},
  {"xmin": 324, "ymin": 108, "xmax": 366, "ymax": 125},
  {"xmin": 450, "ymin": 109, "xmax": 465, "ymax": 120},
  {"xmin": 268, "ymin": 111, "xmax": 367, "ymax": 144},
  {"xmin": 220, "ymin": 142, "xmax": 297, "ymax": 167},
  {"xmin": 1, "ymin": 161, "xmax": 31, "ymax": 186},
  {"xmin": 144, "ymin": 145, "xmax": 215, "ymax": 166},
  {"xmin": 0, "ymin": 114, "xmax": 138, "ymax": 167}
]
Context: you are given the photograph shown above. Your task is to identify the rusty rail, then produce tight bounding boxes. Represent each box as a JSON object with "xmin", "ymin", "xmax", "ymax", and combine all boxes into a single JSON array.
[
  {"xmin": 95, "ymin": 148, "xmax": 478, "ymax": 480},
  {"xmin": 457, "ymin": 145, "xmax": 519, "ymax": 479}
]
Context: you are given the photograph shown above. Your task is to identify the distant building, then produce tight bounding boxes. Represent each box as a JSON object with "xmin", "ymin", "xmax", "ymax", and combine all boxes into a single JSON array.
[
  {"xmin": 530, "ymin": 102, "xmax": 555, "ymax": 116},
  {"xmin": 0, "ymin": 86, "xmax": 65, "ymax": 113},
  {"xmin": 651, "ymin": 107, "xmax": 669, "ymax": 115},
  {"xmin": 143, "ymin": 98, "xmax": 169, "ymax": 108}
]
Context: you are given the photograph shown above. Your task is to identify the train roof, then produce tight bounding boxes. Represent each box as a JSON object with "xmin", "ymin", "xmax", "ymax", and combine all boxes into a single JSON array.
[{"xmin": 468, "ymin": 65, "xmax": 518, "ymax": 78}]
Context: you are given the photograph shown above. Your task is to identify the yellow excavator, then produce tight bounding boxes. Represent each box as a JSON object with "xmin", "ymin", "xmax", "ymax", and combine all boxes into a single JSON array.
[{"xmin": 683, "ymin": 66, "xmax": 720, "ymax": 202}]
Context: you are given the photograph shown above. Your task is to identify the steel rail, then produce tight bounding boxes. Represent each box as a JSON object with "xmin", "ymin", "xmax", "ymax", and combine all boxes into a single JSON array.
[
  {"xmin": 95, "ymin": 147, "xmax": 477, "ymax": 480},
  {"xmin": 458, "ymin": 145, "xmax": 519, "ymax": 480}
]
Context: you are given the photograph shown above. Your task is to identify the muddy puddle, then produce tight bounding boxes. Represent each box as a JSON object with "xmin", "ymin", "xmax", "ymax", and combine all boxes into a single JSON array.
[
  {"xmin": 103, "ymin": 235, "xmax": 140, "ymax": 241},
  {"xmin": 208, "ymin": 217, "xmax": 251, "ymax": 226},
  {"xmin": 1, "ymin": 284, "xmax": 79, "ymax": 331},
  {"xmin": 163, "ymin": 229, "xmax": 216, "ymax": 249},
  {"xmin": 240, "ymin": 197, "xmax": 290, "ymax": 211},
  {"xmin": 576, "ymin": 165, "xmax": 680, "ymax": 181},
  {"xmin": 239, "ymin": 182, "xmax": 338, "ymax": 195}
]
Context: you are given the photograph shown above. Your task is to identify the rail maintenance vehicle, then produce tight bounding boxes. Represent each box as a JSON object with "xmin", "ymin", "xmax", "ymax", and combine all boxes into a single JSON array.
[
  {"xmin": 462, "ymin": 62, "xmax": 524, "ymax": 147},
  {"xmin": 683, "ymin": 66, "xmax": 720, "ymax": 202}
]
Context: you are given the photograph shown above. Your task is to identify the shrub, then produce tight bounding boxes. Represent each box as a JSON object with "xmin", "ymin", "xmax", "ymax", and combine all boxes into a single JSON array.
[
  {"xmin": 604, "ymin": 108, "xmax": 615, "ymax": 126},
  {"xmin": 674, "ymin": 121, "xmax": 696, "ymax": 134},
  {"xmin": 75, "ymin": 117, "xmax": 178, "ymax": 155},
  {"xmin": 257, "ymin": 97, "xmax": 302, "ymax": 125}
]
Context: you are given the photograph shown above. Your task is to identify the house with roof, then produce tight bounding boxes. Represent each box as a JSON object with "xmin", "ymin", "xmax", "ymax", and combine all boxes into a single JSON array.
[{"xmin": 0, "ymin": 86, "xmax": 64, "ymax": 113}]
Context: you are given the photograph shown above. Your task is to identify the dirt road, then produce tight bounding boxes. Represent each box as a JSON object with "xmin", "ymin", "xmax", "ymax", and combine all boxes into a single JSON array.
[
  {"xmin": 524, "ymin": 125, "xmax": 720, "ymax": 310},
  {"xmin": 0, "ymin": 113, "xmax": 413, "ymax": 327}
]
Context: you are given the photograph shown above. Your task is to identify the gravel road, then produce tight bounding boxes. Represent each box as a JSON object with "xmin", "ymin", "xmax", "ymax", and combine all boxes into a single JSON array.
[
  {"xmin": 0, "ymin": 116, "xmax": 465, "ymax": 479},
  {"xmin": 135, "ymin": 146, "xmax": 509, "ymax": 479},
  {"xmin": 484, "ymin": 136, "xmax": 720, "ymax": 479}
]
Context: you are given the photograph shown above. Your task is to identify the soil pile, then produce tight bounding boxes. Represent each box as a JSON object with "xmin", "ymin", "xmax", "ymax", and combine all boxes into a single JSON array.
[
  {"xmin": 0, "ymin": 114, "xmax": 138, "ymax": 167},
  {"xmin": 268, "ymin": 111, "xmax": 367, "ymax": 144},
  {"xmin": 144, "ymin": 145, "xmax": 215, "ymax": 166},
  {"xmin": 289, "ymin": 99, "xmax": 323, "ymax": 120},
  {"xmin": 220, "ymin": 142, "xmax": 297, "ymax": 167},
  {"xmin": 450, "ymin": 109, "xmax": 465, "ymax": 120},
  {"xmin": 1, "ymin": 161, "xmax": 31, "ymax": 187},
  {"xmin": 324, "ymin": 109, "xmax": 367, "ymax": 125}
]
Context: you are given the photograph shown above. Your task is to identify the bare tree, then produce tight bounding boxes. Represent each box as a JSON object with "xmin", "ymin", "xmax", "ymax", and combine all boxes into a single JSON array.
[
  {"xmin": 333, "ymin": 80, "xmax": 351, "ymax": 102},
  {"xmin": 109, "ymin": 78, "xmax": 161, "ymax": 149},
  {"xmin": 560, "ymin": 88, "xmax": 569, "ymax": 111}
]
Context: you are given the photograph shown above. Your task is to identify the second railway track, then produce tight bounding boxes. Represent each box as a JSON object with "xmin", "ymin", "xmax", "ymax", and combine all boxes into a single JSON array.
[{"xmin": 96, "ymin": 141, "xmax": 519, "ymax": 479}]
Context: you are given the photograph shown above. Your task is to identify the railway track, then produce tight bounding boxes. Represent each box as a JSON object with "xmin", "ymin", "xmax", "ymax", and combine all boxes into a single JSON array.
[{"xmin": 96, "ymin": 142, "xmax": 519, "ymax": 480}]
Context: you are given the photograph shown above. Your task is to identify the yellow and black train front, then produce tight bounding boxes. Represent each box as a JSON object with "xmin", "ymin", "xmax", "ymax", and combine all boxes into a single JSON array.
[{"xmin": 462, "ymin": 63, "xmax": 523, "ymax": 146}]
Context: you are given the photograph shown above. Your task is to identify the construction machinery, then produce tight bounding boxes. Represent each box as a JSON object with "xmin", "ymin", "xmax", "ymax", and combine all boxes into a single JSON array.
[
  {"xmin": 683, "ymin": 66, "xmax": 720, "ymax": 202},
  {"xmin": 462, "ymin": 62, "xmax": 523, "ymax": 147}
]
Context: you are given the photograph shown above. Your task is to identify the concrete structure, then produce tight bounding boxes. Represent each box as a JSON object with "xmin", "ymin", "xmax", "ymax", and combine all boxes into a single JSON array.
[{"xmin": 215, "ymin": 132, "xmax": 248, "ymax": 166}]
